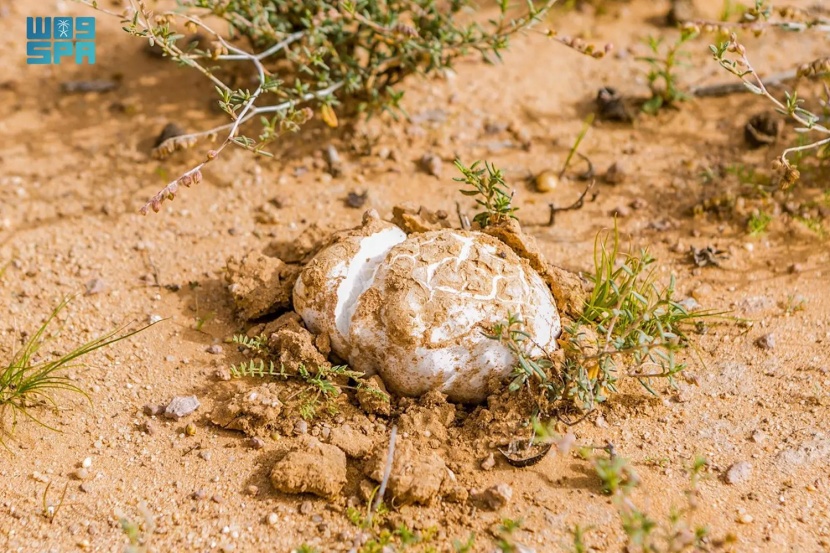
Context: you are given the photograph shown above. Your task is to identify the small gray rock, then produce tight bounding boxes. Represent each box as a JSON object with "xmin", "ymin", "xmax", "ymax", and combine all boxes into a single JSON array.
[
  {"xmin": 755, "ymin": 333, "xmax": 776, "ymax": 350},
  {"xmin": 294, "ymin": 420, "xmax": 308, "ymax": 435},
  {"xmin": 724, "ymin": 461, "xmax": 752, "ymax": 485},
  {"xmin": 206, "ymin": 344, "xmax": 223, "ymax": 355},
  {"xmin": 473, "ymin": 483, "xmax": 513, "ymax": 511},
  {"xmin": 420, "ymin": 153, "xmax": 442, "ymax": 177},
  {"xmin": 164, "ymin": 396, "xmax": 200, "ymax": 419},
  {"xmin": 299, "ymin": 500, "xmax": 313, "ymax": 515},
  {"xmin": 480, "ymin": 453, "xmax": 495, "ymax": 471},
  {"xmin": 143, "ymin": 403, "xmax": 163, "ymax": 416}
]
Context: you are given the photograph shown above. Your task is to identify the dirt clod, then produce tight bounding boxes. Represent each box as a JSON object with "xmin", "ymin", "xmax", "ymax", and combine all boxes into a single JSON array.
[
  {"xmin": 365, "ymin": 439, "xmax": 446, "ymax": 506},
  {"xmin": 345, "ymin": 191, "xmax": 368, "ymax": 209},
  {"xmin": 268, "ymin": 320, "xmax": 330, "ymax": 374},
  {"xmin": 143, "ymin": 403, "xmax": 164, "ymax": 417},
  {"xmin": 604, "ymin": 162, "xmax": 627, "ymax": 184},
  {"xmin": 329, "ymin": 424, "xmax": 375, "ymax": 458},
  {"xmin": 391, "ymin": 203, "xmax": 453, "ymax": 233},
  {"xmin": 210, "ymin": 383, "xmax": 283, "ymax": 436},
  {"xmin": 357, "ymin": 375, "xmax": 392, "ymax": 417},
  {"xmin": 266, "ymin": 224, "xmax": 331, "ymax": 264},
  {"xmin": 270, "ymin": 440, "xmax": 347, "ymax": 499},
  {"xmin": 666, "ymin": 0, "xmax": 698, "ymax": 26},
  {"xmin": 154, "ymin": 122, "xmax": 186, "ymax": 148},
  {"xmin": 596, "ymin": 87, "xmax": 633, "ymax": 122},
  {"xmin": 226, "ymin": 251, "xmax": 299, "ymax": 320},
  {"xmin": 472, "ymin": 483, "xmax": 513, "ymax": 511},
  {"xmin": 480, "ymin": 453, "xmax": 496, "ymax": 471},
  {"xmin": 724, "ymin": 461, "xmax": 753, "ymax": 485}
]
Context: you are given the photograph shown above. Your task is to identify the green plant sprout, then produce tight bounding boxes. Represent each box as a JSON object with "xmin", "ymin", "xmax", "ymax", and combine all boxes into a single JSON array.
[
  {"xmin": 1, "ymin": 298, "xmax": 155, "ymax": 441},
  {"xmin": 484, "ymin": 313, "xmax": 554, "ymax": 393},
  {"xmin": 456, "ymin": 160, "xmax": 518, "ymax": 228},
  {"xmin": 576, "ymin": 454, "xmax": 714, "ymax": 553},
  {"xmin": 559, "ymin": 113, "xmax": 595, "ymax": 179},
  {"xmin": 638, "ymin": 28, "xmax": 698, "ymax": 114},
  {"xmin": 118, "ymin": 501, "xmax": 156, "ymax": 553},
  {"xmin": 747, "ymin": 210, "xmax": 772, "ymax": 236},
  {"xmin": 487, "ymin": 222, "xmax": 715, "ymax": 415},
  {"xmin": 230, "ymin": 334, "xmax": 388, "ymax": 420}
]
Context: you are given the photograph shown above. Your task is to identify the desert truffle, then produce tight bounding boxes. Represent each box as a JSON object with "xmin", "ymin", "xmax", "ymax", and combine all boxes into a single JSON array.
[
  {"xmin": 294, "ymin": 224, "xmax": 561, "ymax": 402},
  {"xmin": 350, "ymin": 230, "xmax": 560, "ymax": 402}
]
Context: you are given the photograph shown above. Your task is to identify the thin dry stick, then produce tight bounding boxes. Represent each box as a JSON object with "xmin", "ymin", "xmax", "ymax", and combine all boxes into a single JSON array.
[
  {"xmin": 690, "ymin": 69, "xmax": 798, "ymax": 97},
  {"xmin": 368, "ymin": 424, "xmax": 397, "ymax": 525},
  {"xmin": 545, "ymin": 180, "xmax": 596, "ymax": 226},
  {"xmin": 456, "ymin": 201, "xmax": 471, "ymax": 230}
]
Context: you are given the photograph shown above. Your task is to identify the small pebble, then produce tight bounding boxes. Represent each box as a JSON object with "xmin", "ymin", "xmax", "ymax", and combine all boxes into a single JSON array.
[
  {"xmin": 473, "ymin": 483, "xmax": 513, "ymax": 511},
  {"xmin": 199, "ymin": 450, "xmax": 212, "ymax": 461},
  {"xmin": 143, "ymin": 403, "xmax": 163, "ymax": 417},
  {"xmin": 148, "ymin": 314, "xmax": 163, "ymax": 325},
  {"xmin": 725, "ymin": 461, "xmax": 753, "ymax": 485},
  {"xmin": 165, "ymin": 396, "xmax": 200, "ymax": 420},
  {"xmin": 755, "ymin": 333, "xmax": 776, "ymax": 350},
  {"xmin": 604, "ymin": 162, "xmax": 627, "ymax": 184},
  {"xmin": 211, "ymin": 494, "xmax": 223, "ymax": 504},
  {"xmin": 191, "ymin": 489, "xmax": 207, "ymax": 500},
  {"xmin": 247, "ymin": 485, "xmax": 259, "ymax": 496},
  {"xmin": 206, "ymin": 344, "xmax": 223, "ymax": 355},
  {"xmin": 420, "ymin": 153, "xmax": 442, "ymax": 177},
  {"xmin": 266, "ymin": 512, "xmax": 278, "ymax": 525},
  {"xmin": 81, "ymin": 457, "xmax": 92, "ymax": 469},
  {"xmin": 345, "ymin": 191, "xmax": 368, "ymax": 209},
  {"xmin": 737, "ymin": 512, "xmax": 754, "ymax": 524},
  {"xmin": 480, "ymin": 453, "xmax": 495, "ymax": 471},
  {"xmin": 249, "ymin": 437, "xmax": 265, "ymax": 449},
  {"xmin": 293, "ymin": 420, "xmax": 308, "ymax": 435},
  {"xmin": 611, "ymin": 205, "xmax": 630, "ymax": 217},
  {"xmin": 84, "ymin": 278, "xmax": 106, "ymax": 296},
  {"xmin": 185, "ymin": 423, "xmax": 197, "ymax": 436},
  {"xmin": 299, "ymin": 500, "xmax": 313, "ymax": 515},
  {"xmin": 71, "ymin": 469, "xmax": 90, "ymax": 481}
]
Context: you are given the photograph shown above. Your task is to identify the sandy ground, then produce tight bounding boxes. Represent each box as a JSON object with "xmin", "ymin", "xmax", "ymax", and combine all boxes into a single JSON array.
[{"xmin": 1, "ymin": 0, "xmax": 830, "ymax": 552}]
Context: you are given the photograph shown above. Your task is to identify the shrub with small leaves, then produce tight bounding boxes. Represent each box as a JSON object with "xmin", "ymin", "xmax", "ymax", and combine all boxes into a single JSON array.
[
  {"xmin": 455, "ymin": 159, "xmax": 518, "ymax": 227},
  {"xmin": 80, "ymin": 0, "xmax": 554, "ymax": 214}
]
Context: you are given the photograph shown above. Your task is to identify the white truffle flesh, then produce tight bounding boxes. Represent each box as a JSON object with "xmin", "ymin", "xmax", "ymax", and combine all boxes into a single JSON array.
[{"xmin": 292, "ymin": 220, "xmax": 407, "ymax": 359}]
